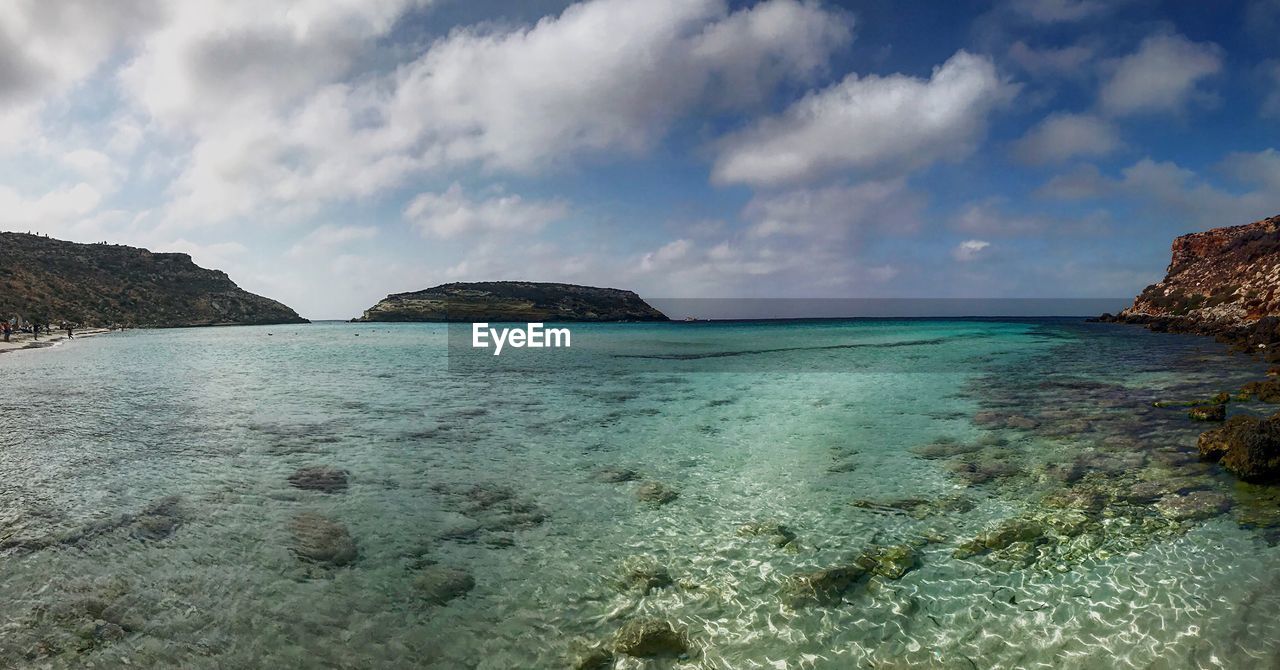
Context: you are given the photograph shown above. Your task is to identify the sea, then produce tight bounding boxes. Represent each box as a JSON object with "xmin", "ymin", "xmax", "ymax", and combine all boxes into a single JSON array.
[{"xmin": 2, "ymin": 318, "xmax": 1280, "ymax": 669}]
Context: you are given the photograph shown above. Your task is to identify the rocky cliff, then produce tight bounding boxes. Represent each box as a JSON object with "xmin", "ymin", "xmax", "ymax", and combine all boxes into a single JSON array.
[
  {"xmin": 1106, "ymin": 214, "xmax": 1280, "ymax": 346},
  {"xmin": 0, "ymin": 233, "xmax": 307, "ymax": 327},
  {"xmin": 354, "ymin": 281, "xmax": 668, "ymax": 322}
]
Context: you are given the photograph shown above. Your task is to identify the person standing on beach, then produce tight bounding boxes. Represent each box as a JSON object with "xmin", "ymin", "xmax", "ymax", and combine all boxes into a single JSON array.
[{"xmin": 66, "ymin": 323, "xmax": 73, "ymax": 339}]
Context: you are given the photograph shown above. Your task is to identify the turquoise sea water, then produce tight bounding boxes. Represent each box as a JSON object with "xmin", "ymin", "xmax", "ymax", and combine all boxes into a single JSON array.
[{"xmin": 2, "ymin": 319, "xmax": 1280, "ymax": 668}]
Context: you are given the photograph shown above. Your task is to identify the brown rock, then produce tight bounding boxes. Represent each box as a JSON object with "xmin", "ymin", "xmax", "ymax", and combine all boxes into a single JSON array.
[
  {"xmin": 611, "ymin": 619, "xmax": 689, "ymax": 658},
  {"xmin": 289, "ymin": 513, "xmax": 358, "ymax": 566},
  {"xmin": 287, "ymin": 466, "xmax": 349, "ymax": 493},
  {"xmin": 415, "ymin": 565, "xmax": 475, "ymax": 605},
  {"xmin": 635, "ymin": 481, "xmax": 679, "ymax": 505},
  {"xmin": 1188, "ymin": 404, "xmax": 1226, "ymax": 421},
  {"xmin": 1198, "ymin": 414, "xmax": 1280, "ymax": 482}
]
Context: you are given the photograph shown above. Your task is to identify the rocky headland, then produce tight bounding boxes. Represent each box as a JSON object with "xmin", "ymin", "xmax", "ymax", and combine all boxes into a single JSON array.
[
  {"xmin": 1102, "ymin": 214, "xmax": 1280, "ymax": 350},
  {"xmin": 1103, "ymin": 213, "xmax": 1280, "ymax": 484},
  {"xmin": 0, "ymin": 232, "xmax": 307, "ymax": 328},
  {"xmin": 353, "ymin": 281, "xmax": 668, "ymax": 322}
]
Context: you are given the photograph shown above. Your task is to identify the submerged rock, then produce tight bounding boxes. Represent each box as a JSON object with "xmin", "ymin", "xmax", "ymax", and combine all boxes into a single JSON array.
[
  {"xmin": 954, "ymin": 519, "xmax": 1045, "ymax": 561},
  {"xmin": 851, "ymin": 495, "xmax": 974, "ymax": 519},
  {"xmin": 783, "ymin": 543, "xmax": 918, "ymax": 607},
  {"xmin": 129, "ymin": 496, "xmax": 184, "ymax": 541},
  {"xmin": 1042, "ymin": 486, "xmax": 1107, "ymax": 513},
  {"xmin": 737, "ymin": 521, "xmax": 797, "ymax": 548},
  {"xmin": 289, "ymin": 513, "xmax": 358, "ymax": 566},
  {"xmin": 1241, "ymin": 380, "xmax": 1280, "ymax": 403},
  {"xmin": 415, "ymin": 565, "xmax": 475, "ymax": 605},
  {"xmin": 1156, "ymin": 491, "xmax": 1232, "ymax": 521},
  {"xmin": 784, "ymin": 565, "xmax": 868, "ymax": 607},
  {"xmin": 616, "ymin": 555, "xmax": 672, "ymax": 593},
  {"xmin": 93, "ymin": 620, "xmax": 126, "ymax": 644},
  {"xmin": 1231, "ymin": 483, "xmax": 1280, "ymax": 528},
  {"xmin": 287, "ymin": 466, "xmax": 349, "ymax": 493},
  {"xmin": 1198, "ymin": 414, "xmax": 1280, "ymax": 482},
  {"xmin": 431, "ymin": 483, "xmax": 549, "ymax": 536},
  {"xmin": 861, "ymin": 544, "xmax": 921, "ymax": 580},
  {"xmin": 592, "ymin": 467, "xmax": 640, "ymax": 483},
  {"xmin": 910, "ymin": 440, "xmax": 982, "ymax": 459},
  {"xmin": 1188, "ymin": 404, "xmax": 1226, "ymax": 422},
  {"xmin": 1114, "ymin": 481, "xmax": 1170, "ymax": 504},
  {"xmin": 570, "ymin": 647, "xmax": 614, "ymax": 670},
  {"xmin": 948, "ymin": 458, "xmax": 1019, "ymax": 485},
  {"xmin": 1005, "ymin": 415, "xmax": 1041, "ymax": 430},
  {"xmin": 635, "ymin": 481, "xmax": 679, "ymax": 505},
  {"xmin": 611, "ymin": 618, "xmax": 689, "ymax": 658}
]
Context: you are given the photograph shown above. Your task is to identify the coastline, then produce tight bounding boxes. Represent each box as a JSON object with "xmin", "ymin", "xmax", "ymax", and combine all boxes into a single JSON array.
[{"xmin": 0, "ymin": 328, "xmax": 112, "ymax": 356}]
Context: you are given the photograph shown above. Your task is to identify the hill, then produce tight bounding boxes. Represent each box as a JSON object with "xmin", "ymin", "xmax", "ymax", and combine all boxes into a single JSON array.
[
  {"xmin": 353, "ymin": 281, "xmax": 668, "ymax": 322},
  {"xmin": 0, "ymin": 233, "xmax": 307, "ymax": 327}
]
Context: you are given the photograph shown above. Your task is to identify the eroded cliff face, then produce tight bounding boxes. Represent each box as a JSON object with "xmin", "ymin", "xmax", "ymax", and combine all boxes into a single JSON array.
[
  {"xmin": 0, "ymin": 233, "xmax": 308, "ymax": 327},
  {"xmin": 1117, "ymin": 215, "xmax": 1280, "ymax": 334},
  {"xmin": 354, "ymin": 281, "xmax": 668, "ymax": 322}
]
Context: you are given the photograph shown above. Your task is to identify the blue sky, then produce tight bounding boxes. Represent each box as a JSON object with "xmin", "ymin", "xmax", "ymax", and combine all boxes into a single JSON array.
[{"xmin": 0, "ymin": 0, "xmax": 1278, "ymax": 319}]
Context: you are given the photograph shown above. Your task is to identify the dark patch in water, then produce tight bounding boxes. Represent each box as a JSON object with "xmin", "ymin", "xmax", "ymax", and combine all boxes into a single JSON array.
[{"xmin": 614, "ymin": 337, "xmax": 954, "ymax": 360}]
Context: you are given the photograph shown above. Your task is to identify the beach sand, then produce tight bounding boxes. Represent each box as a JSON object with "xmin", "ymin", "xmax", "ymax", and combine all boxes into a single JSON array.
[{"xmin": 0, "ymin": 327, "xmax": 112, "ymax": 355}]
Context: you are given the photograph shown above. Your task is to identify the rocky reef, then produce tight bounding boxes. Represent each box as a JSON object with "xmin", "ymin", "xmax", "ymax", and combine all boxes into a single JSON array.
[
  {"xmin": 0, "ymin": 232, "xmax": 307, "ymax": 327},
  {"xmin": 352, "ymin": 281, "xmax": 668, "ymax": 322},
  {"xmin": 1102, "ymin": 214, "xmax": 1280, "ymax": 349}
]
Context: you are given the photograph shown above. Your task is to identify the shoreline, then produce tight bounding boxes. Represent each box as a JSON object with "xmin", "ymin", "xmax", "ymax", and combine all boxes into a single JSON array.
[{"xmin": 0, "ymin": 328, "xmax": 112, "ymax": 356}]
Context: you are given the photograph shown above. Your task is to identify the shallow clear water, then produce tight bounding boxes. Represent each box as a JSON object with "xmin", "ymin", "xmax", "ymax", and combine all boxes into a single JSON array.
[{"xmin": 2, "ymin": 319, "xmax": 1280, "ymax": 668}]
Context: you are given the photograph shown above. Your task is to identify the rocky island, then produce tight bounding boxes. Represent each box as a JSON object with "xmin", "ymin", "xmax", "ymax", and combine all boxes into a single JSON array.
[
  {"xmin": 0, "ymin": 232, "xmax": 307, "ymax": 327},
  {"xmin": 353, "ymin": 281, "xmax": 668, "ymax": 322},
  {"xmin": 1104, "ymin": 214, "xmax": 1280, "ymax": 349}
]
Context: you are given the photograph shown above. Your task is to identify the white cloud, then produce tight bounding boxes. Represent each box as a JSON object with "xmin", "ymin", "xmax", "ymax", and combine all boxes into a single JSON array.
[
  {"xmin": 743, "ymin": 179, "xmax": 921, "ymax": 238},
  {"xmin": 0, "ymin": 1, "xmax": 163, "ymax": 107},
  {"xmin": 954, "ymin": 200, "xmax": 1049, "ymax": 235},
  {"xmin": 391, "ymin": 0, "xmax": 851, "ymax": 173},
  {"xmin": 112, "ymin": 0, "xmax": 850, "ymax": 227},
  {"xmin": 1007, "ymin": 41, "xmax": 1095, "ymax": 77},
  {"xmin": 1007, "ymin": 0, "xmax": 1109, "ymax": 22},
  {"xmin": 1035, "ymin": 164, "xmax": 1109, "ymax": 199},
  {"xmin": 0, "ymin": 182, "xmax": 102, "ymax": 230},
  {"xmin": 119, "ymin": 1, "xmax": 428, "ymax": 129},
  {"xmin": 1041, "ymin": 156, "xmax": 1280, "ymax": 228},
  {"xmin": 955, "ymin": 197, "xmax": 1110, "ymax": 236},
  {"xmin": 1261, "ymin": 60, "xmax": 1280, "ymax": 118},
  {"xmin": 286, "ymin": 224, "xmax": 379, "ymax": 258},
  {"xmin": 639, "ymin": 239, "xmax": 693, "ymax": 272},
  {"xmin": 1013, "ymin": 112, "xmax": 1120, "ymax": 164},
  {"xmin": 952, "ymin": 239, "xmax": 991, "ymax": 262},
  {"xmin": 403, "ymin": 183, "xmax": 568, "ymax": 238},
  {"xmin": 712, "ymin": 51, "xmax": 1016, "ymax": 187},
  {"xmin": 1099, "ymin": 33, "xmax": 1223, "ymax": 116},
  {"xmin": 1117, "ymin": 158, "xmax": 1274, "ymax": 225},
  {"xmin": 1218, "ymin": 148, "xmax": 1280, "ymax": 193}
]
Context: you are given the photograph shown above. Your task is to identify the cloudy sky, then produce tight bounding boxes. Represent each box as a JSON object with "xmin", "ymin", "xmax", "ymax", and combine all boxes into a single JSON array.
[{"xmin": 1, "ymin": 0, "xmax": 1278, "ymax": 319}]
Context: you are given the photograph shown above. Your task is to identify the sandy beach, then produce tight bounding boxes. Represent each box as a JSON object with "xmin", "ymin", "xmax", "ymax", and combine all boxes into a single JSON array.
[{"xmin": 0, "ymin": 327, "xmax": 112, "ymax": 355}]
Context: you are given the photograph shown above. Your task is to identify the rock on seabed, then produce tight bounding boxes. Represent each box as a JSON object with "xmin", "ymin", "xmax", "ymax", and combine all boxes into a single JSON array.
[{"xmin": 289, "ymin": 513, "xmax": 358, "ymax": 566}]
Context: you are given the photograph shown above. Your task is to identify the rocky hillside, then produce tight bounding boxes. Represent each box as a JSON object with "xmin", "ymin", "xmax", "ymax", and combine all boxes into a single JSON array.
[
  {"xmin": 354, "ymin": 281, "xmax": 668, "ymax": 322},
  {"xmin": 1105, "ymin": 214, "xmax": 1280, "ymax": 344},
  {"xmin": 0, "ymin": 233, "xmax": 307, "ymax": 327}
]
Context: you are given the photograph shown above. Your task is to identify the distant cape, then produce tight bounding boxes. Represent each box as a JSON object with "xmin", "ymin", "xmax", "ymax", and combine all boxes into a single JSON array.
[
  {"xmin": 1101, "ymin": 213, "xmax": 1280, "ymax": 349},
  {"xmin": 0, "ymin": 232, "xmax": 307, "ymax": 327},
  {"xmin": 352, "ymin": 281, "xmax": 668, "ymax": 322}
]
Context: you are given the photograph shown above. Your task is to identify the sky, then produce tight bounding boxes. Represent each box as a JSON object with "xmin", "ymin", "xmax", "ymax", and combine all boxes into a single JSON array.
[{"xmin": 0, "ymin": 0, "xmax": 1278, "ymax": 320}]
